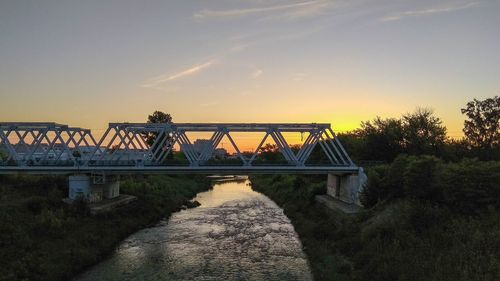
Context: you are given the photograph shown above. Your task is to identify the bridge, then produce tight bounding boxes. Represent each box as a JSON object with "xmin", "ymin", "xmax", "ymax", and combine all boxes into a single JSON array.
[{"xmin": 0, "ymin": 122, "xmax": 364, "ymax": 204}]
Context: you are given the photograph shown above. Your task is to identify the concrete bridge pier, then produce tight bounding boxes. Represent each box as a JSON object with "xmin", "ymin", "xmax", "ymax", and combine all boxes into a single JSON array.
[
  {"xmin": 68, "ymin": 174, "xmax": 120, "ymax": 203},
  {"xmin": 326, "ymin": 167, "xmax": 367, "ymax": 206}
]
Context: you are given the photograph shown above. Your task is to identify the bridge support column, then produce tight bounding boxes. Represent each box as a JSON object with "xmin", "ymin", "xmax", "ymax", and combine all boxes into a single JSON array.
[
  {"xmin": 326, "ymin": 168, "xmax": 367, "ymax": 206},
  {"xmin": 102, "ymin": 176, "xmax": 120, "ymax": 199},
  {"xmin": 68, "ymin": 174, "xmax": 120, "ymax": 203},
  {"xmin": 68, "ymin": 175, "xmax": 91, "ymax": 201}
]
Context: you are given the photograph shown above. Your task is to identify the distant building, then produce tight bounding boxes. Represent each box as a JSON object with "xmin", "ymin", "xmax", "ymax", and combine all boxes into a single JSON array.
[
  {"xmin": 193, "ymin": 139, "xmax": 212, "ymax": 154},
  {"xmin": 213, "ymin": 148, "xmax": 228, "ymax": 159},
  {"xmin": 180, "ymin": 139, "xmax": 228, "ymax": 159},
  {"xmin": 13, "ymin": 143, "xmax": 71, "ymax": 162}
]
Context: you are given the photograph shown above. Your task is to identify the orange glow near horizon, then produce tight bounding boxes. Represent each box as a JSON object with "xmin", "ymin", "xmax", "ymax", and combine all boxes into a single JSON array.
[
  {"xmin": 0, "ymin": 0, "xmax": 493, "ymax": 151},
  {"xmin": 0, "ymin": 117, "xmax": 464, "ymax": 156}
]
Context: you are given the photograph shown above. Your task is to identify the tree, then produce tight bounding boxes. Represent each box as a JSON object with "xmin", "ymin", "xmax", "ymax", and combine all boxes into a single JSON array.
[
  {"xmin": 441, "ymin": 138, "xmax": 470, "ymax": 162},
  {"xmin": 336, "ymin": 132, "xmax": 364, "ymax": 162},
  {"xmin": 402, "ymin": 108, "xmax": 447, "ymax": 155},
  {"xmin": 354, "ymin": 117, "xmax": 404, "ymax": 162},
  {"xmin": 259, "ymin": 143, "xmax": 280, "ymax": 162},
  {"xmin": 461, "ymin": 96, "xmax": 499, "ymax": 150},
  {"xmin": 142, "ymin": 111, "xmax": 173, "ymax": 160},
  {"xmin": 143, "ymin": 111, "xmax": 173, "ymax": 145}
]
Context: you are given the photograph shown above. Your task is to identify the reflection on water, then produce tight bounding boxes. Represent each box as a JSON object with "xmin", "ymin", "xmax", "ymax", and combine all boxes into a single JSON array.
[{"xmin": 74, "ymin": 178, "xmax": 313, "ymax": 281}]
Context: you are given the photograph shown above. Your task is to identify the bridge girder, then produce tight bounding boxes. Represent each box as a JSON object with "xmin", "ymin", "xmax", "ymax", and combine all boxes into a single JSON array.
[{"xmin": 0, "ymin": 122, "xmax": 356, "ymax": 173}]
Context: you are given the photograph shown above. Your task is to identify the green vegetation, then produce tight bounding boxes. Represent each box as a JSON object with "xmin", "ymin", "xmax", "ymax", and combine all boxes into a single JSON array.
[
  {"xmin": 0, "ymin": 101, "xmax": 497, "ymax": 280},
  {"xmin": 461, "ymin": 96, "xmax": 500, "ymax": 150},
  {"xmin": 250, "ymin": 157, "xmax": 500, "ymax": 281},
  {"xmin": 0, "ymin": 174, "xmax": 210, "ymax": 281},
  {"xmin": 361, "ymin": 155, "xmax": 500, "ymax": 211},
  {"xmin": 141, "ymin": 110, "xmax": 174, "ymax": 161},
  {"xmin": 249, "ymin": 97, "xmax": 499, "ymax": 280},
  {"xmin": 339, "ymin": 97, "xmax": 500, "ymax": 163}
]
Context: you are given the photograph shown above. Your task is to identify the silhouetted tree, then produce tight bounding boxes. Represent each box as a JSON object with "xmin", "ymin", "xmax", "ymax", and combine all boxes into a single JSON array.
[
  {"xmin": 355, "ymin": 117, "xmax": 404, "ymax": 162},
  {"xmin": 441, "ymin": 138, "xmax": 471, "ymax": 162},
  {"xmin": 259, "ymin": 143, "xmax": 280, "ymax": 161},
  {"xmin": 461, "ymin": 96, "xmax": 499, "ymax": 150},
  {"xmin": 307, "ymin": 142, "xmax": 329, "ymax": 164},
  {"xmin": 143, "ymin": 111, "xmax": 173, "ymax": 145},
  {"xmin": 402, "ymin": 108, "xmax": 447, "ymax": 156},
  {"xmin": 336, "ymin": 132, "xmax": 364, "ymax": 162},
  {"xmin": 142, "ymin": 111, "xmax": 173, "ymax": 160}
]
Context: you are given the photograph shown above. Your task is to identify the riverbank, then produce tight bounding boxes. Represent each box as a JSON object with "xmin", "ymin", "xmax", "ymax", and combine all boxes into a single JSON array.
[
  {"xmin": 0, "ymin": 174, "xmax": 211, "ymax": 281},
  {"xmin": 250, "ymin": 157, "xmax": 500, "ymax": 281}
]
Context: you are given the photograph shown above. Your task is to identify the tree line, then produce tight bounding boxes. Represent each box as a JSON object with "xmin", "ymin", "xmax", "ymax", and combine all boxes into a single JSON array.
[
  {"xmin": 140, "ymin": 96, "xmax": 498, "ymax": 165},
  {"xmin": 338, "ymin": 96, "xmax": 499, "ymax": 163}
]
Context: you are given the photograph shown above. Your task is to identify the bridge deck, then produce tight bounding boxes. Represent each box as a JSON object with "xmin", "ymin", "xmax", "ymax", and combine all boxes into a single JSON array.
[{"xmin": 0, "ymin": 165, "xmax": 359, "ymax": 175}]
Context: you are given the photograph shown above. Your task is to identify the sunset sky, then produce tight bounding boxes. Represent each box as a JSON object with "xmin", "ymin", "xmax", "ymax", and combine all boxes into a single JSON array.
[{"xmin": 1, "ymin": 0, "xmax": 499, "ymax": 145}]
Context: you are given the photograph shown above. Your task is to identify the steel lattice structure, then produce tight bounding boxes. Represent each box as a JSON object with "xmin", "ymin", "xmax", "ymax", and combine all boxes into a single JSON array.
[
  {"xmin": 0, "ymin": 122, "xmax": 358, "ymax": 174},
  {"xmin": 0, "ymin": 122, "xmax": 97, "ymax": 164}
]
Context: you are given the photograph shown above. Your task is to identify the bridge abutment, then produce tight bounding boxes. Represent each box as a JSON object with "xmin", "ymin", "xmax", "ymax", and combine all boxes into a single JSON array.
[
  {"xmin": 326, "ymin": 168, "xmax": 367, "ymax": 206},
  {"xmin": 68, "ymin": 174, "xmax": 120, "ymax": 203}
]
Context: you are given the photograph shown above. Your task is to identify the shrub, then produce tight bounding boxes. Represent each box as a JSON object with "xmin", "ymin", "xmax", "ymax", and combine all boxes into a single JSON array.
[
  {"xmin": 0, "ymin": 174, "xmax": 212, "ymax": 281},
  {"xmin": 360, "ymin": 169, "xmax": 383, "ymax": 207},
  {"xmin": 362, "ymin": 156, "xmax": 500, "ymax": 215},
  {"xmin": 34, "ymin": 209, "xmax": 66, "ymax": 237},
  {"xmin": 23, "ymin": 196, "xmax": 48, "ymax": 213},
  {"xmin": 384, "ymin": 155, "xmax": 409, "ymax": 198},
  {"xmin": 403, "ymin": 155, "xmax": 443, "ymax": 202},
  {"xmin": 441, "ymin": 159, "xmax": 500, "ymax": 214}
]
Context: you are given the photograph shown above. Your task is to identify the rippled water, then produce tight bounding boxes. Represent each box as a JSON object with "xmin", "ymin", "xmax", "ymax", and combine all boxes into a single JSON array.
[{"xmin": 74, "ymin": 178, "xmax": 313, "ymax": 281}]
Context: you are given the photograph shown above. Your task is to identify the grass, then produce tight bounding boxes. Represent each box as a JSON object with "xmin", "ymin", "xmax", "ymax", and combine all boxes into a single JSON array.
[
  {"xmin": 0, "ymin": 174, "xmax": 211, "ymax": 281},
  {"xmin": 250, "ymin": 161, "xmax": 500, "ymax": 281}
]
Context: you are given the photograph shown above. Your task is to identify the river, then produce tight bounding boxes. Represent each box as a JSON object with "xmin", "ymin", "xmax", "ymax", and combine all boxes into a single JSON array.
[{"xmin": 74, "ymin": 177, "xmax": 313, "ymax": 281}]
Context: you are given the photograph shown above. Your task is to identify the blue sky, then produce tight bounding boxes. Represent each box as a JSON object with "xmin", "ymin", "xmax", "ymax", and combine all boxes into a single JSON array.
[{"xmin": 1, "ymin": 0, "xmax": 499, "ymax": 138}]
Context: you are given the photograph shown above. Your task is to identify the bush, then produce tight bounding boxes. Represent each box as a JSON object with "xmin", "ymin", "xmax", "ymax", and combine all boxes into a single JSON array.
[
  {"xmin": 24, "ymin": 196, "xmax": 48, "ymax": 213},
  {"xmin": 360, "ymin": 169, "xmax": 383, "ymax": 207},
  {"xmin": 362, "ymin": 156, "xmax": 500, "ymax": 214},
  {"xmin": 441, "ymin": 159, "xmax": 500, "ymax": 214},
  {"xmin": 0, "ymin": 174, "xmax": 211, "ymax": 281},
  {"xmin": 34, "ymin": 209, "xmax": 66, "ymax": 237},
  {"xmin": 251, "ymin": 159, "xmax": 500, "ymax": 281},
  {"xmin": 403, "ymin": 155, "xmax": 443, "ymax": 202}
]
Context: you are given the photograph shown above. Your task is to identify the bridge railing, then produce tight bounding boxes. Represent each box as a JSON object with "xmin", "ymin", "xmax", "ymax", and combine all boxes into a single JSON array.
[{"xmin": 0, "ymin": 122, "xmax": 355, "ymax": 169}]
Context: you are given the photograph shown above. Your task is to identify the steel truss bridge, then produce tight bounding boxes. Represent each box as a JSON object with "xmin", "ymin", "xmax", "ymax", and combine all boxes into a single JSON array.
[{"xmin": 0, "ymin": 122, "xmax": 359, "ymax": 175}]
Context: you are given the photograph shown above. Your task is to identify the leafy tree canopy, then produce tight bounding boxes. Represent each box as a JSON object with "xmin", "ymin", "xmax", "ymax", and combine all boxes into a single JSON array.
[
  {"xmin": 143, "ymin": 110, "xmax": 174, "ymax": 159},
  {"xmin": 147, "ymin": 111, "xmax": 172, "ymax": 125},
  {"xmin": 355, "ymin": 117, "xmax": 404, "ymax": 162},
  {"xmin": 401, "ymin": 107, "xmax": 447, "ymax": 155},
  {"xmin": 461, "ymin": 96, "xmax": 499, "ymax": 149}
]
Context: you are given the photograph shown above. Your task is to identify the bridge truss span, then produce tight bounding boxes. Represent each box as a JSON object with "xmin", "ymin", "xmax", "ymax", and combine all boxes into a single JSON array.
[
  {"xmin": 0, "ymin": 122, "xmax": 97, "ymax": 166},
  {"xmin": 0, "ymin": 122, "xmax": 358, "ymax": 174}
]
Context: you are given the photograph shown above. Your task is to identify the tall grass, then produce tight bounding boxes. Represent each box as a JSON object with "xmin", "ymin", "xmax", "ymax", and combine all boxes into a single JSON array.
[
  {"xmin": 0, "ymin": 174, "xmax": 211, "ymax": 281},
  {"xmin": 250, "ymin": 157, "xmax": 500, "ymax": 281}
]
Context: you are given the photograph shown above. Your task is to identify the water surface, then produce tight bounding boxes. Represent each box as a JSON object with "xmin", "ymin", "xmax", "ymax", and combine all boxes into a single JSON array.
[{"xmin": 74, "ymin": 178, "xmax": 313, "ymax": 281}]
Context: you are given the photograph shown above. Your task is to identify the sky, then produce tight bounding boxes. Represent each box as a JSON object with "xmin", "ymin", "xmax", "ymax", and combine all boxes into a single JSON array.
[{"xmin": 1, "ymin": 0, "xmax": 499, "ymax": 146}]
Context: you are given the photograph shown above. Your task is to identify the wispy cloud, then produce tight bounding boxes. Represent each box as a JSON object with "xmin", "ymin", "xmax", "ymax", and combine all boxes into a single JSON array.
[
  {"xmin": 292, "ymin": 72, "xmax": 309, "ymax": 82},
  {"xmin": 200, "ymin": 101, "xmax": 219, "ymax": 107},
  {"xmin": 252, "ymin": 69, "xmax": 263, "ymax": 78},
  {"xmin": 381, "ymin": 1, "xmax": 479, "ymax": 22},
  {"xmin": 194, "ymin": 0, "xmax": 332, "ymax": 20},
  {"xmin": 142, "ymin": 60, "xmax": 215, "ymax": 90}
]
